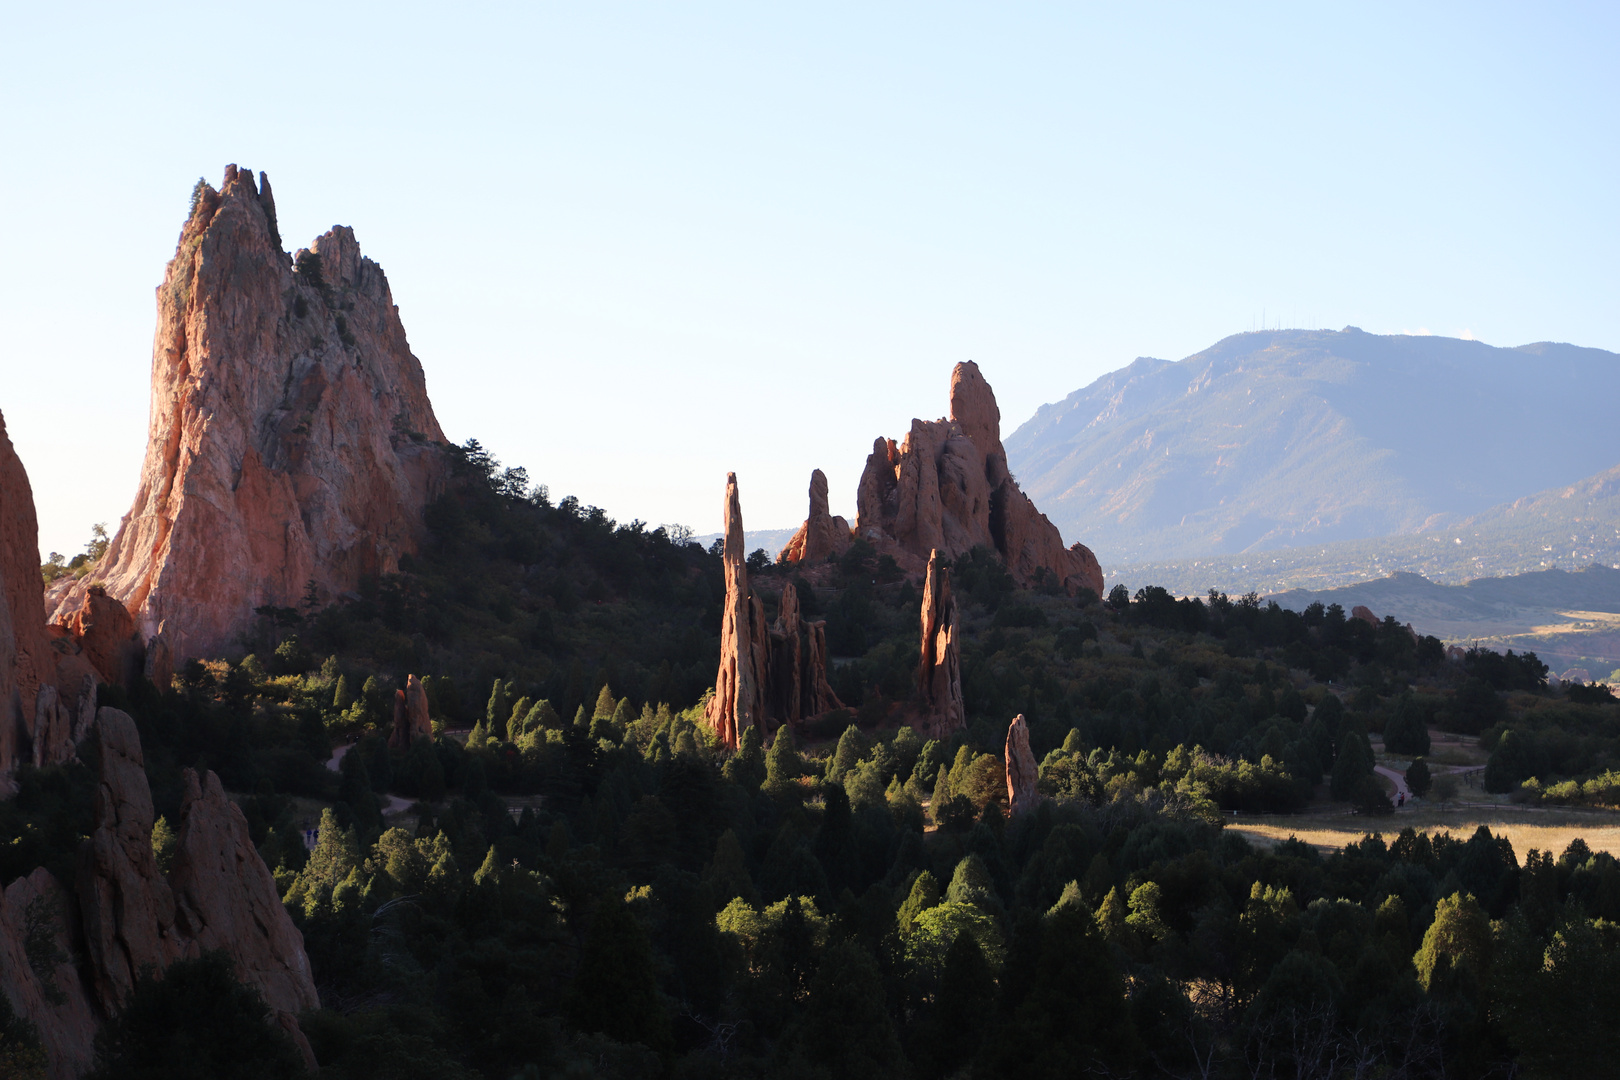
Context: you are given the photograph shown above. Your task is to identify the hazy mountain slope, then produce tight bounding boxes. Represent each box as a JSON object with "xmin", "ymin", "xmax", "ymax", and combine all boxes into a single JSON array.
[
  {"xmin": 1104, "ymin": 459, "xmax": 1620, "ymax": 599},
  {"xmin": 1005, "ymin": 328, "xmax": 1620, "ymax": 564}
]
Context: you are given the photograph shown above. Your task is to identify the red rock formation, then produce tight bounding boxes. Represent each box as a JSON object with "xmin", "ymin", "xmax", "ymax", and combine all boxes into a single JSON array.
[
  {"xmin": 706, "ymin": 475, "xmax": 763, "ymax": 749},
  {"xmin": 916, "ymin": 550, "xmax": 965, "ymax": 739},
  {"xmin": 52, "ymin": 165, "xmax": 448, "ymax": 662},
  {"xmin": 3, "ymin": 708, "xmax": 320, "ymax": 1071},
  {"xmin": 0, "ymin": 409, "xmax": 52, "ymax": 777},
  {"xmin": 1005, "ymin": 713, "xmax": 1039, "ymax": 816},
  {"xmin": 706, "ymin": 477, "xmax": 844, "ymax": 748},
  {"xmin": 169, "ymin": 767, "xmax": 319, "ymax": 1061},
  {"xmin": 1350, "ymin": 605, "xmax": 1379, "ymax": 627},
  {"xmin": 777, "ymin": 469, "xmax": 853, "ymax": 566},
  {"xmin": 0, "ymin": 868, "xmax": 99, "ymax": 1080},
  {"xmin": 78, "ymin": 708, "xmax": 184, "ymax": 1015},
  {"xmin": 390, "ymin": 674, "xmax": 433, "ymax": 750},
  {"xmin": 768, "ymin": 584, "xmax": 805, "ymax": 726},
  {"xmin": 803, "ymin": 621, "xmax": 842, "ymax": 717},
  {"xmin": 53, "ymin": 585, "xmax": 140, "ymax": 687},
  {"xmin": 783, "ymin": 361, "xmax": 1103, "ymax": 597}
]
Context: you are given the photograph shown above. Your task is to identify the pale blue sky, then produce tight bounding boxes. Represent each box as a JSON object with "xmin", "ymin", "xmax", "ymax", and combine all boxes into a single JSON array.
[{"xmin": 3, "ymin": 3, "xmax": 1615, "ymax": 557}]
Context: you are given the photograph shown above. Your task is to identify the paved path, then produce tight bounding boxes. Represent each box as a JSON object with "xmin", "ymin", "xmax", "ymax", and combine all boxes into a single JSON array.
[
  {"xmin": 326, "ymin": 742, "xmax": 414, "ymax": 817},
  {"xmin": 1375, "ymin": 765, "xmax": 1411, "ymax": 805}
]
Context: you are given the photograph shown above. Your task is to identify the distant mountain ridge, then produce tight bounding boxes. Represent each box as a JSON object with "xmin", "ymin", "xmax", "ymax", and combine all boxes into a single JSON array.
[{"xmin": 1005, "ymin": 328, "xmax": 1620, "ymax": 565}]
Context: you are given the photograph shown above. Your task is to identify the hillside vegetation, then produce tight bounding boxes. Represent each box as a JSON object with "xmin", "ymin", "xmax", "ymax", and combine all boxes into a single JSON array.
[{"xmin": 9, "ymin": 443, "xmax": 1619, "ymax": 1078}]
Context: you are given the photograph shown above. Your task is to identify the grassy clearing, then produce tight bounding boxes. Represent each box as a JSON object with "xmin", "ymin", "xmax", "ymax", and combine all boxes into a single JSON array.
[{"xmin": 1231, "ymin": 807, "xmax": 1620, "ymax": 858}]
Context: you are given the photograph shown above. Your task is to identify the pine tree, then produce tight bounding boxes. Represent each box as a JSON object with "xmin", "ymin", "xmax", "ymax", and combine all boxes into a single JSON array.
[
  {"xmin": 593, "ymin": 684, "xmax": 617, "ymax": 720},
  {"xmin": 825, "ymin": 724, "xmax": 863, "ymax": 783},
  {"xmin": 332, "ymin": 674, "xmax": 354, "ymax": 713},
  {"xmin": 764, "ymin": 726, "xmax": 801, "ymax": 794},
  {"xmin": 897, "ymin": 871, "xmax": 940, "ymax": 935}
]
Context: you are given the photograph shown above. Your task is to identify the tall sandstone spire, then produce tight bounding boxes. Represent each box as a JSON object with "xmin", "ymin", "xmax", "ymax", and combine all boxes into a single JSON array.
[
  {"xmin": 916, "ymin": 549, "xmax": 965, "ymax": 739},
  {"xmin": 51, "ymin": 165, "xmax": 448, "ymax": 662},
  {"xmin": 780, "ymin": 361, "xmax": 1104, "ymax": 597}
]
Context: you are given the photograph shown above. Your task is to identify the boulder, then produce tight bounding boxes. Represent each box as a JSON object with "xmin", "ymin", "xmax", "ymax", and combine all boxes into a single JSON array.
[
  {"xmin": 916, "ymin": 549, "xmax": 965, "ymax": 739},
  {"xmin": 51, "ymin": 165, "xmax": 449, "ymax": 663},
  {"xmin": 787, "ymin": 362, "xmax": 1103, "ymax": 597},
  {"xmin": 0, "ymin": 868, "xmax": 99, "ymax": 1080},
  {"xmin": 776, "ymin": 469, "xmax": 853, "ymax": 566},
  {"xmin": 1350, "ymin": 605, "xmax": 1379, "ymax": 626},
  {"xmin": 169, "ymin": 767, "xmax": 319, "ymax": 1065},
  {"xmin": 1005, "ymin": 714, "xmax": 1040, "ymax": 816}
]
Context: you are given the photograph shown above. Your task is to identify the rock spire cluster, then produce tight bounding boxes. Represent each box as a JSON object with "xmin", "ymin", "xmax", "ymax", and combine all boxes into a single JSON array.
[
  {"xmin": 779, "ymin": 361, "xmax": 1103, "ymax": 597},
  {"xmin": 2, "ymin": 709, "xmax": 318, "ymax": 1076},
  {"xmin": 705, "ymin": 474, "xmax": 842, "ymax": 749},
  {"xmin": 390, "ymin": 673, "xmax": 433, "ymax": 750},
  {"xmin": 916, "ymin": 550, "xmax": 965, "ymax": 739},
  {"xmin": 51, "ymin": 164, "xmax": 449, "ymax": 664}
]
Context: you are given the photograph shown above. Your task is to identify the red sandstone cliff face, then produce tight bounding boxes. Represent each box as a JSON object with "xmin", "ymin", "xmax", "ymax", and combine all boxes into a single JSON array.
[
  {"xmin": 52, "ymin": 165, "xmax": 448, "ymax": 663},
  {"xmin": 777, "ymin": 469, "xmax": 852, "ymax": 566},
  {"xmin": 0, "ymin": 411, "xmax": 52, "ymax": 777},
  {"xmin": 781, "ymin": 362, "xmax": 1104, "ymax": 597}
]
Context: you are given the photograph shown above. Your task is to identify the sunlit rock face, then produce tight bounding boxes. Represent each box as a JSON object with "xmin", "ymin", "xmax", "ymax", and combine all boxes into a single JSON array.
[{"xmin": 53, "ymin": 164, "xmax": 448, "ymax": 664}]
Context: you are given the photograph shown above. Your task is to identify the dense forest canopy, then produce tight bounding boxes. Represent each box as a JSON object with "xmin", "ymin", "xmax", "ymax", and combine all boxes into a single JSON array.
[{"xmin": 8, "ymin": 440, "xmax": 1620, "ymax": 1080}]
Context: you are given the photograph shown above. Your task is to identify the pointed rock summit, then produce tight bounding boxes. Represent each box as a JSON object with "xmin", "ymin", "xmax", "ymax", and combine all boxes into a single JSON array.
[
  {"xmin": 1005, "ymin": 713, "xmax": 1039, "ymax": 816},
  {"xmin": 780, "ymin": 361, "xmax": 1103, "ymax": 596},
  {"xmin": 52, "ymin": 164, "xmax": 449, "ymax": 662},
  {"xmin": 705, "ymin": 474, "xmax": 842, "ymax": 749}
]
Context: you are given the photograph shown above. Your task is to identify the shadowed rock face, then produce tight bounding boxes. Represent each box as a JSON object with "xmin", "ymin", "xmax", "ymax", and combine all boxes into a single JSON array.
[
  {"xmin": 916, "ymin": 550, "xmax": 964, "ymax": 740},
  {"xmin": 0, "ymin": 409, "xmax": 52, "ymax": 776},
  {"xmin": 52, "ymin": 164, "xmax": 448, "ymax": 663},
  {"xmin": 781, "ymin": 362, "xmax": 1104, "ymax": 597},
  {"xmin": 2, "ymin": 708, "xmax": 320, "ymax": 1072}
]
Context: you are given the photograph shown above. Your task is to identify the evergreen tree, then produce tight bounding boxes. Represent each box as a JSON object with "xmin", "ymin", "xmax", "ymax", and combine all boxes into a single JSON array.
[
  {"xmin": 789, "ymin": 941, "xmax": 907, "ymax": 1079},
  {"xmin": 1330, "ymin": 732, "xmax": 1374, "ymax": 800},
  {"xmin": 826, "ymin": 724, "xmax": 863, "ymax": 783},
  {"xmin": 765, "ymin": 726, "xmax": 801, "ymax": 795},
  {"xmin": 332, "ymin": 674, "xmax": 354, "ymax": 713},
  {"xmin": 593, "ymin": 684, "xmax": 617, "ymax": 720},
  {"xmin": 565, "ymin": 899, "xmax": 671, "ymax": 1052},
  {"xmin": 1415, "ymin": 892, "xmax": 1491, "ymax": 992},
  {"xmin": 1406, "ymin": 757, "xmax": 1432, "ymax": 797},
  {"xmin": 704, "ymin": 829, "xmax": 759, "ymax": 906},
  {"xmin": 922, "ymin": 931, "xmax": 995, "ymax": 1076},
  {"xmin": 898, "ymin": 871, "xmax": 940, "ymax": 935}
]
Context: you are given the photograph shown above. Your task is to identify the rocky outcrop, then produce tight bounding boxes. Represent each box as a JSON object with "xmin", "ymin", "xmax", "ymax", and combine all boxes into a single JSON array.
[
  {"xmin": 706, "ymin": 476, "xmax": 844, "ymax": 749},
  {"xmin": 916, "ymin": 550, "xmax": 965, "ymax": 739},
  {"xmin": 1005, "ymin": 714, "xmax": 1039, "ymax": 816},
  {"xmin": 781, "ymin": 362, "xmax": 1103, "ymax": 597},
  {"xmin": 777, "ymin": 469, "xmax": 853, "ymax": 567},
  {"xmin": 389, "ymin": 674, "xmax": 433, "ymax": 750},
  {"xmin": 1350, "ymin": 605, "xmax": 1379, "ymax": 627},
  {"xmin": 169, "ymin": 767, "xmax": 319, "ymax": 1058},
  {"xmin": 2, "ymin": 707, "xmax": 320, "ymax": 1071},
  {"xmin": 706, "ymin": 475, "xmax": 764, "ymax": 749},
  {"xmin": 52, "ymin": 586, "xmax": 141, "ymax": 688},
  {"xmin": 51, "ymin": 165, "xmax": 449, "ymax": 663},
  {"xmin": 0, "ymin": 410, "xmax": 52, "ymax": 777},
  {"xmin": 78, "ymin": 708, "xmax": 184, "ymax": 1015},
  {"xmin": 0, "ymin": 868, "xmax": 99, "ymax": 1080}
]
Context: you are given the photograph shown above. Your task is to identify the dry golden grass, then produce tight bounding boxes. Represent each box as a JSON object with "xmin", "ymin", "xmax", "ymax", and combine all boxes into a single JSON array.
[{"xmin": 1231, "ymin": 811, "xmax": 1620, "ymax": 859}]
